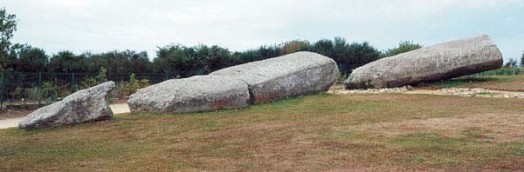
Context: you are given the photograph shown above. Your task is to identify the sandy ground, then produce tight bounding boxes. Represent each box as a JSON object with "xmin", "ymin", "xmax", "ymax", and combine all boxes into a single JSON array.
[
  {"xmin": 0, "ymin": 103, "xmax": 131, "ymax": 129},
  {"xmin": 0, "ymin": 118, "xmax": 23, "ymax": 130},
  {"xmin": 109, "ymin": 103, "xmax": 131, "ymax": 114}
]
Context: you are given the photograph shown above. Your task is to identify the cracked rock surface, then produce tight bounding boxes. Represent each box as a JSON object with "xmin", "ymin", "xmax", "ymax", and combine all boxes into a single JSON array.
[
  {"xmin": 128, "ymin": 75, "xmax": 250, "ymax": 114},
  {"xmin": 211, "ymin": 51, "xmax": 339, "ymax": 104}
]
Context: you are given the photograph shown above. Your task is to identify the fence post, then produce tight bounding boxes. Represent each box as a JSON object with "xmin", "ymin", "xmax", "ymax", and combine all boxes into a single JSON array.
[
  {"xmin": 72, "ymin": 73, "xmax": 76, "ymax": 91},
  {"xmin": 38, "ymin": 72, "xmax": 42, "ymax": 106},
  {"xmin": 0, "ymin": 72, "xmax": 3, "ymax": 110},
  {"xmin": 53, "ymin": 74, "xmax": 58, "ymax": 101}
]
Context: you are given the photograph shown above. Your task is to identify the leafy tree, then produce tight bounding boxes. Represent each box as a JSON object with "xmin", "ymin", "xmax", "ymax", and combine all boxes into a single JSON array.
[
  {"xmin": 127, "ymin": 50, "xmax": 151, "ymax": 73},
  {"xmin": 258, "ymin": 45, "xmax": 281, "ymax": 60},
  {"xmin": 155, "ymin": 44, "xmax": 197, "ymax": 77},
  {"xmin": 330, "ymin": 37, "xmax": 352, "ymax": 73},
  {"xmin": 85, "ymin": 52, "xmax": 110, "ymax": 73},
  {"xmin": 48, "ymin": 51, "xmax": 87, "ymax": 73},
  {"xmin": 4, "ymin": 43, "xmax": 19, "ymax": 71},
  {"xmin": 345, "ymin": 42, "xmax": 381, "ymax": 71},
  {"xmin": 0, "ymin": 8, "xmax": 17, "ymax": 71},
  {"xmin": 155, "ymin": 44, "xmax": 235, "ymax": 77},
  {"xmin": 382, "ymin": 41, "xmax": 422, "ymax": 57},
  {"xmin": 192, "ymin": 45, "xmax": 212, "ymax": 74},
  {"xmin": 151, "ymin": 55, "xmax": 167, "ymax": 73},
  {"xmin": 280, "ymin": 40, "xmax": 310, "ymax": 55},
  {"xmin": 234, "ymin": 49, "xmax": 262, "ymax": 64},
  {"xmin": 82, "ymin": 50, "xmax": 152, "ymax": 74},
  {"xmin": 314, "ymin": 38, "xmax": 380, "ymax": 73},
  {"xmin": 108, "ymin": 51, "xmax": 131, "ymax": 74},
  {"xmin": 7, "ymin": 44, "xmax": 48, "ymax": 72},
  {"xmin": 312, "ymin": 39, "xmax": 334, "ymax": 57},
  {"xmin": 205, "ymin": 45, "xmax": 235, "ymax": 72}
]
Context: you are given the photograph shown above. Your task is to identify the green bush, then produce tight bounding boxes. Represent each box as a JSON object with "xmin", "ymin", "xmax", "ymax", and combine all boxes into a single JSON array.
[
  {"xmin": 57, "ymin": 85, "xmax": 72, "ymax": 99},
  {"xmin": 476, "ymin": 67, "xmax": 521, "ymax": 76},
  {"xmin": 21, "ymin": 81, "xmax": 59, "ymax": 103},
  {"xmin": 8, "ymin": 86, "xmax": 22, "ymax": 101},
  {"xmin": 112, "ymin": 74, "xmax": 150, "ymax": 99},
  {"xmin": 40, "ymin": 82, "xmax": 58, "ymax": 102},
  {"xmin": 498, "ymin": 67, "xmax": 520, "ymax": 75},
  {"xmin": 111, "ymin": 82, "xmax": 126, "ymax": 99},
  {"xmin": 24, "ymin": 87, "xmax": 39, "ymax": 102},
  {"xmin": 80, "ymin": 67, "xmax": 108, "ymax": 89},
  {"xmin": 338, "ymin": 72, "xmax": 348, "ymax": 84}
]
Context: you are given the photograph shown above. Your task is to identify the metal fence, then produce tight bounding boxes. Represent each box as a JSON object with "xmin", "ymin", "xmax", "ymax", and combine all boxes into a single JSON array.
[
  {"xmin": 0, "ymin": 71, "xmax": 185, "ymax": 110},
  {"xmin": 1, "ymin": 67, "xmax": 521, "ymax": 110}
]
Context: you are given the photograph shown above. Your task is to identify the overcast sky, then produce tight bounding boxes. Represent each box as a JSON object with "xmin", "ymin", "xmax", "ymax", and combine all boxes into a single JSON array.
[{"xmin": 3, "ymin": 0, "xmax": 524, "ymax": 63}]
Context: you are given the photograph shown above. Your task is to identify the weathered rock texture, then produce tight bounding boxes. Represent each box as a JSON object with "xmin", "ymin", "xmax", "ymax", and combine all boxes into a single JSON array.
[
  {"xmin": 344, "ymin": 35, "xmax": 503, "ymax": 89},
  {"xmin": 19, "ymin": 81, "xmax": 115, "ymax": 129},
  {"xmin": 211, "ymin": 51, "xmax": 339, "ymax": 104},
  {"xmin": 128, "ymin": 75, "xmax": 250, "ymax": 113}
]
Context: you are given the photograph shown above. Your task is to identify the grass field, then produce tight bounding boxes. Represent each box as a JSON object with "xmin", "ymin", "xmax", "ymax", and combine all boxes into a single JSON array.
[{"xmin": 1, "ymin": 91, "xmax": 524, "ymax": 171}]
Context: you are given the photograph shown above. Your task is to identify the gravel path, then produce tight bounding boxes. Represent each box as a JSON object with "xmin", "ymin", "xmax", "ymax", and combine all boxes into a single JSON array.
[
  {"xmin": 0, "ymin": 103, "xmax": 131, "ymax": 130},
  {"xmin": 328, "ymin": 86, "xmax": 524, "ymax": 99},
  {"xmin": 0, "ymin": 118, "xmax": 23, "ymax": 129}
]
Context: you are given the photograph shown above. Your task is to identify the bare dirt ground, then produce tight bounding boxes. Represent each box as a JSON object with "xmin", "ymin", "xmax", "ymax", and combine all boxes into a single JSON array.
[{"xmin": 0, "ymin": 109, "xmax": 33, "ymax": 120}]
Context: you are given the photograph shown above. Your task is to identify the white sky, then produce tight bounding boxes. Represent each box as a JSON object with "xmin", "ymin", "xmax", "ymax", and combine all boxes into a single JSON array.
[{"xmin": 3, "ymin": 0, "xmax": 524, "ymax": 63}]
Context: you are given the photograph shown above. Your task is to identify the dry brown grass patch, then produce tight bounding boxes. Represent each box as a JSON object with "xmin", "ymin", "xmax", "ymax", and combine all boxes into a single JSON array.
[{"xmin": 346, "ymin": 113, "xmax": 524, "ymax": 142}]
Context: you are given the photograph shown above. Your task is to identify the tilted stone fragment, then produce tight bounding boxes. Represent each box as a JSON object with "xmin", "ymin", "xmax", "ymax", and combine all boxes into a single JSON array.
[
  {"xmin": 345, "ymin": 35, "xmax": 503, "ymax": 89},
  {"xmin": 19, "ymin": 81, "xmax": 115, "ymax": 129}
]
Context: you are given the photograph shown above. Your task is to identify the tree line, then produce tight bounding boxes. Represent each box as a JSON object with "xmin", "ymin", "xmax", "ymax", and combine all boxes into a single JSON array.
[
  {"xmin": 1, "ymin": 9, "xmax": 424, "ymax": 77},
  {"xmin": 2, "ymin": 39, "xmax": 422, "ymax": 76}
]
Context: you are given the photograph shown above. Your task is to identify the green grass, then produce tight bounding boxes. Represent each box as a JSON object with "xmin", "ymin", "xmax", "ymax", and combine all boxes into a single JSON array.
[
  {"xmin": 1, "ymin": 93, "xmax": 524, "ymax": 171},
  {"xmin": 417, "ymin": 75, "xmax": 524, "ymax": 91},
  {"xmin": 476, "ymin": 67, "xmax": 522, "ymax": 76}
]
